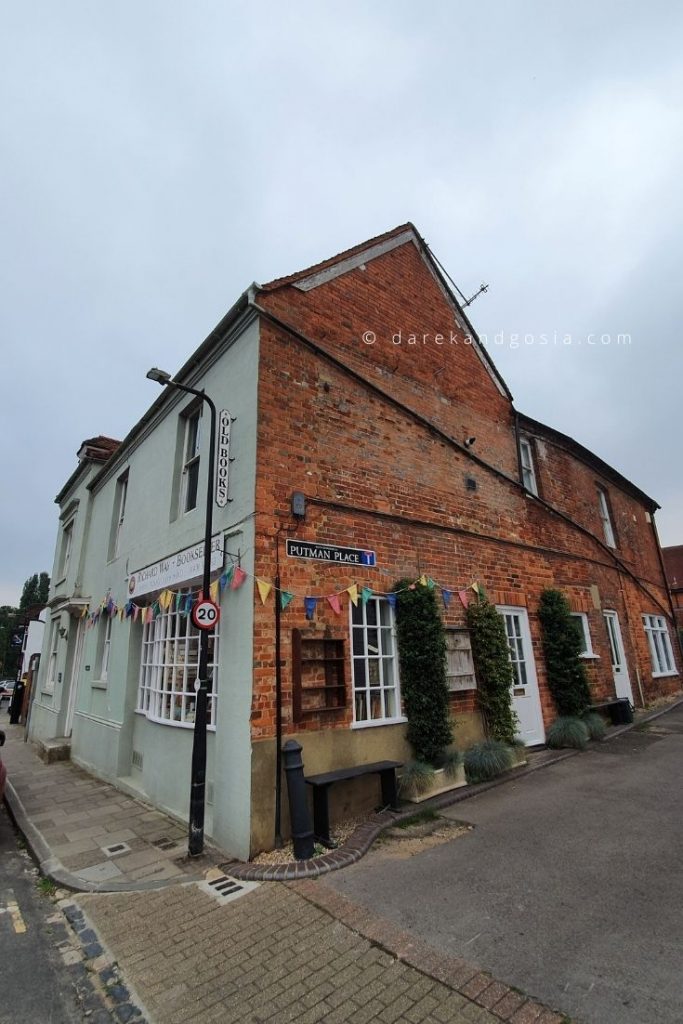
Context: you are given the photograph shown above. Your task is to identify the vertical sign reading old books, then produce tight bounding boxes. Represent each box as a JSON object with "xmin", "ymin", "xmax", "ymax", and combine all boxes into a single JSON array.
[{"xmin": 215, "ymin": 409, "xmax": 232, "ymax": 508}]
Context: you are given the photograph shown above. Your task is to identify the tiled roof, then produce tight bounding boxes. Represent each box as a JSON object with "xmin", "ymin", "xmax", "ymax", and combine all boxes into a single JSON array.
[
  {"xmin": 78, "ymin": 435, "xmax": 121, "ymax": 462},
  {"xmin": 662, "ymin": 545, "xmax": 683, "ymax": 589}
]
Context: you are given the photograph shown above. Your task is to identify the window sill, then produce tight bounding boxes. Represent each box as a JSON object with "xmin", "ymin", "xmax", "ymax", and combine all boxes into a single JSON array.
[
  {"xmin": 53, "ymin": 577, "xmax": 67, "ymax": 589},
  {"xmin": 351, "ymin": 716, "xmax": 408, "ymax": 730},
  {"xmin": 91, "ymin": 680, "xmax": 108, "ymax": 690},
  {"xmin": 134, "ymin": 709, "xmax": 217, "ymax": 731},
  {"xmin": 579, "ymin": 653, "xmax": 600, "ymax": 660},
  {"xmin": 652, "ymin": 670, "xmax": 679, "ymax": 678},
  {"xmin": 41, "ymin": 687, "xmax": 55, "ymax": 696}
]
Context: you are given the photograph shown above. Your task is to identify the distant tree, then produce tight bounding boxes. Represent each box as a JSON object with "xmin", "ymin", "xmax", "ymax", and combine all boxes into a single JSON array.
[
  {"xmin": 0, "ymin": 605, "xmax": 21, "ymax": 678},
  {"xmin": 19, "ymin": 571, "xmax": 50, "ymax": 610}
]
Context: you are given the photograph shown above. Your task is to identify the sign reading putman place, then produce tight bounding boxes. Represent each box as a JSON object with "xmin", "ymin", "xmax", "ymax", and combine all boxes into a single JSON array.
[{"xmin": 286, "ymin": 539, "xmax": 376, "ymax": 567}]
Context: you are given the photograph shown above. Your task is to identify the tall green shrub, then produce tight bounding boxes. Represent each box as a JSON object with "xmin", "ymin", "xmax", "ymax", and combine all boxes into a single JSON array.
[
  {"xmin": 466, "ymin": 598, "xmax": 518, "ymax": 744},
  {"xmin": 394, "ymin": 580, "xmax": 452, "ymax": 765},
  {"xmin": 538, "ymin": 589, "xmax": 591, "ymax": 717}
]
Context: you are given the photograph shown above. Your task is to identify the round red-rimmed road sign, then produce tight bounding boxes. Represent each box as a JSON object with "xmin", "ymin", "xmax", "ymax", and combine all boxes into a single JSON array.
[{"xmin": 191, "ymin": 599, "xmax": 221, "ymax": 631}]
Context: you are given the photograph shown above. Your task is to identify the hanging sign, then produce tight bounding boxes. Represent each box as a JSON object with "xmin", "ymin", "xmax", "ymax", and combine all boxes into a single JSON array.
[
  {"xmin": 191, "ymin": 599, "xmax": 220, "ymax": 631},
  {"xmin": 286, "ymin": 539, "xmax": 376, "ymax": 567},
  {"xmin": 215, "ymin": 409, "xmax": 232, "ymax": 508},
  {"xmin": 128, "ymin": 534, "xmax": 224, "ymax": 598}
]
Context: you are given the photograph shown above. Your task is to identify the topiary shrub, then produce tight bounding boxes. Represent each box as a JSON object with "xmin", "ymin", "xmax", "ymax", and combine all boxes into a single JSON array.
[
  {"xmin": 582, "ymin": 711, "xmax": 607, "ymax": 741},
  {"xmin": 538, "ymin": 590, "xmax": 592, "ymax": 717},
  {"xmin": 466, "ymin": 598, "xmax": 518, "ymax": 744},
  {"xmin": 394, "ymin": 580, "xmax": 452, "ymax": 765},
  {"xmin": 463, "ymin": 740, "xmax": 515, "ymax": 783},
  {"xmin": 399, "ymin": 760, "xmax": 436, "ymax": 797},
  {"xmin": 546, "ymin": 716, "xmax": 590, "ymax": 750}
]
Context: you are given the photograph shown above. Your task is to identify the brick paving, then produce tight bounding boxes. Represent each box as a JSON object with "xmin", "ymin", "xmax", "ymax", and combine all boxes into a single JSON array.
[{"xmin": 78, "ymin": 883, "xmax": 509, "ymax": 1024}]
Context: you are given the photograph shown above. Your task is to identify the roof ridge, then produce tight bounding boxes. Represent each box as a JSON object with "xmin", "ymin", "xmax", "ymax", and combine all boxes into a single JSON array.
[{"xmin": 259, "ymin": 222, "xmax": 416, "ymax": 291}]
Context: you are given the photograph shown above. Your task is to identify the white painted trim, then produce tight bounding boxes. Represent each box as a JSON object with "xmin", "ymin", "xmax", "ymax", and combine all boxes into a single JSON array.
[{"xmin": 294, "ymin": 230, "xmax": 415, "ymax": 291}]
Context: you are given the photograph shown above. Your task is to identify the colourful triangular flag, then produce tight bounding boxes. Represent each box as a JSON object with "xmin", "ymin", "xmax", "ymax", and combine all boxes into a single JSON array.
[
  {"xmin": 361, "ymin": 586, "xmax": 373, "ymax": 606},
  {"xmin": 419, "ymin": 574, "xmax": 428, "ymax": 587},
  {"xmin": 385, "ymin": 592, "xmax": 397, "ymax": 610},
  {"xmin": 133, "ymin": 605, "xmax": 140, "ymax": 622},
  {"xmin": 257, "ymin": 580, "xmax": 272, "ymax": 605},
  {"xmin": 347, "ymin": 584, "xmax": 359, "ymax": 606},
  {"xmin": 426, "ymin": 577, "xmax": 436, "ymax": 591},
  {"xmin": 231, "ymin": 567, "xmax": 247, "ymax": 590},
  {"xmin": 442, "ymin": 588, "xmax": 452, "ymax": 608},
  {"xmin": 280, "ymin": 590, "xmax": 294, "ymax": 610},
  {"xmin": 458, "ymin": 589, "xmax": 471, "ymax": 608},
  {"xmin": 209, "ymin": 580, "xmax": 220, "ymax": 603},
  {"xmin": 222, "ymin": 565, "xmax": 235, "ymax": 589},
  {"xmin": 327, "ymin": 594, "xmax": 342, "ymax": 615},
  {"xmin": 304, "ymin": 596, "xmax": 319, "ymax": 620},
  {"xmin": 159, "ymin": 590, "xmax": 173, "ymax": 611}
]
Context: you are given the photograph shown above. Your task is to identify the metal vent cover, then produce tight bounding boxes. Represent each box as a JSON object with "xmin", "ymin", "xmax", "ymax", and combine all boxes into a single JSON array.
[
  {"xmin": 132, "ymin": 750, "xmax": 143, "ymax": 770},
  {"xmin": 198, "ymin": 873, "xmax": 259, "ymax": 905}
]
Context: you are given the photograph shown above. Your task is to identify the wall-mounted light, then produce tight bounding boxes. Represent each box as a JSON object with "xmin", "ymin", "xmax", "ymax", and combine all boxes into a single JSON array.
[
  {"xmin": 464, "ymin": 436, "xmax": 476, "ymax": 448},
  {"xmin": 58, "ymin": 627, "xmax": 68, "ymax": 640}
]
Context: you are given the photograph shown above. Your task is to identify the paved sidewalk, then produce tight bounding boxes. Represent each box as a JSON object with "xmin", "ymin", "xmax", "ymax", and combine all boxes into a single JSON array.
[
  {"xmin": 2, "ymin": 724, "xmax": 221, "ymax": 891},
  {"xmin": 76, "ymin": 879, "xmax": 567, "ymax": 1024}
]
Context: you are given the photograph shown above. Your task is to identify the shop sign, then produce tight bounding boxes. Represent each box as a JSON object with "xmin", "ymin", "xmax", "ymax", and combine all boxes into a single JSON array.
[
  {"xmin": 215, "ymin": 409, "xmax": 232, "ymax": 508},
  {"xmin": 128, "ymin": 534, "xmax": 224, "ymax": 598},
  {"xmin": 286, "ymin": 540, "xmax": 376, "ymax": 567}
]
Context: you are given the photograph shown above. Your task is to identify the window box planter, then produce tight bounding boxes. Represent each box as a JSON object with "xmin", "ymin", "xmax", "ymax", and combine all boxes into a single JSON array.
[{"xmin": 402, "ymin": 764, "xmax": 467, "ymax": 803}]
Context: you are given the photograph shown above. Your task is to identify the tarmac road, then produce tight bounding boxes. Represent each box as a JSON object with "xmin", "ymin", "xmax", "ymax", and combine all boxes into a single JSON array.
[
  {"xmin": 0, "ymin": 804, "xmax": 91, "ymax": 1024},
  {"xmin": 327, "ymin": 704, "xmax": 683, "ymax": 1024}
]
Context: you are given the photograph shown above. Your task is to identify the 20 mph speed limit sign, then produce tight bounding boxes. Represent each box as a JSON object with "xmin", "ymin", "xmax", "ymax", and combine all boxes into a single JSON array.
[{"xmin": 191, "ymin": 599, "xmax": 221, "ymax": 631}]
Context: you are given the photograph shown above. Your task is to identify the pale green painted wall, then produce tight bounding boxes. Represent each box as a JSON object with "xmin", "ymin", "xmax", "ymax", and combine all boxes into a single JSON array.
[{"xmin": 33, "ymin": 314, "xmax": 259, "ymax": 860}]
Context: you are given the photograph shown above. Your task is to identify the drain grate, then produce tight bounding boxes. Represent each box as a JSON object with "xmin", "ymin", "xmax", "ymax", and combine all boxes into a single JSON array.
[
  {"xmin": 198, "ymin": 874, "xmax": 260, "ymax": 905},
  {"xmin": 101, "ymin": 842, "xmax": 131, "ymax": 857},
  {"xmin": 151, "ymin": 837, "xmax": 178, "ymax": 851}
]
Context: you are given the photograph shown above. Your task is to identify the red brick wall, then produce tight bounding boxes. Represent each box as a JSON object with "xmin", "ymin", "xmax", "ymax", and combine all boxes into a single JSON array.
[{"xmin": 249, "ymin": 238, "xmax": 681, "ymax": 746}]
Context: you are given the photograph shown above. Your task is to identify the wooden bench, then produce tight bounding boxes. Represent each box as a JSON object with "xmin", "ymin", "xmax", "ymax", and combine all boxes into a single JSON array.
[
  {"xmin": 305, "ymin": 760, "xmax": 403, "ymax": 848},
  {"xmin": 590, "ymin": 698, "xmax": 633, "ymax": 725}
]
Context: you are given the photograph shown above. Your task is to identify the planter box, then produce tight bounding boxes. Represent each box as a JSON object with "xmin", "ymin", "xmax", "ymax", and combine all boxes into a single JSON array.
[{"xmin": 402, "ymin": 765, "xmax": 467, "ymax": 803}]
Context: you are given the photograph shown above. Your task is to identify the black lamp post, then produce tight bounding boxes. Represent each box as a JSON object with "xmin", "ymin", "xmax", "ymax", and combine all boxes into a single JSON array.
[{"xmin": 146, "ymin": 367, "xmax": 217, "ymax": 857}]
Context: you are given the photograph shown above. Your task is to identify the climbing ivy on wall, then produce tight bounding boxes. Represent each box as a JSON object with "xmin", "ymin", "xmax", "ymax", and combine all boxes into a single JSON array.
[
  {"xmin": 393, "ymin": 580, "xmax": 452, "ymax": 765},
  {"xmin": 466, "ymin": 598, "xmax": 518, "ymax": 744}
]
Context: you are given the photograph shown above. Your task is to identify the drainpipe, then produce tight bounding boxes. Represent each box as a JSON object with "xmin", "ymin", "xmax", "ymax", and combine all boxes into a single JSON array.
[{"xmin": 274, "ymin": 533, "xmax": 284, "ymax": 848}]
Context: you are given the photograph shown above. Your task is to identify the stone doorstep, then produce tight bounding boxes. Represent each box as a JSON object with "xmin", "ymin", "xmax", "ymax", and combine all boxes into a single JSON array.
[{"xmin": 35, "ymin": 737, "xmax": 72, "ymax": 764}]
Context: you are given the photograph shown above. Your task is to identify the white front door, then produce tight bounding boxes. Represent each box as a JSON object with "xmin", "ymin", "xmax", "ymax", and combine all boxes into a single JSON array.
[
  {"xmin": 603, "ymin": 611, "xmax": 633, "ymax": 703},
  {"xmin": 498, "ymin": 606, "xmax": 545, "ymax": 746},
  {"xmin": 65, "ymin": 619, "xmax": 85, "ymax": 736}
]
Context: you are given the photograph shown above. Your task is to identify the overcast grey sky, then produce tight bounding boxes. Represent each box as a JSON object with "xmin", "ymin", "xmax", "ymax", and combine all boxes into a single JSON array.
[{"xmin": 2, "ymin": 1, "xmax": 682, "ymax": 606}]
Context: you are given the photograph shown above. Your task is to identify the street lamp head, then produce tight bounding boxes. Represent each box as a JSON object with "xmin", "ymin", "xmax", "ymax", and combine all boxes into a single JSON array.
[{"xmin": 146, "ymin": 367, "xmax": 172, "ymax": 385}]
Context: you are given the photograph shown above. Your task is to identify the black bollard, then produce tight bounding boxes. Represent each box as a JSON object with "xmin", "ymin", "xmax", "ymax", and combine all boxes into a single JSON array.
[{"xmin": 282, "ymin": 739, "xmax": 315, "ymax": 860}]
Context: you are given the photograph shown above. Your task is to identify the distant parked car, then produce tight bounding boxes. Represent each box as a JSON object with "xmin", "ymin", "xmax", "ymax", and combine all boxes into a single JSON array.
[
  {"xmin": 0, "ymin": 730, "xmax": 6, "ymax": 798},
  {"xmin": 0, "ymin": 681, "xmax": 15, "ymax": 710}
]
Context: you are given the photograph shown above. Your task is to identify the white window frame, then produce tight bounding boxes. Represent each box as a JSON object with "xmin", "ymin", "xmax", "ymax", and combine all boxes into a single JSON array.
[
  {"xmin": 45, "ymin": 621, "xmax": 59, "ymax": 692},
  {"xmin": 571, "ymin": 612, "xmax": 597, "ymax": 659},
  {"xmin": 642, "ymin": 614, "xmax": 677, "ymax": 677},
  {"xmin": 113, "ymin": 472, "xmax": 128, "ymax": 558},
  {"xmin": 445, "ymin": 628, "xmax": 477, "ymax": 691},
  {"xmin": 182, "ymin": 409, "xmax": 202, "ymax": 514},
  {"xmin": 597, "ymin": 487, "xmax": 616, "ymax": 548},
  {"xmin": 519, "ymin": 437, "xmax": 538, "ymax": 496},
  {"xmin": 137, "ymin": 594, "xmax": 220, "ymax": 728},
  {"xmin": 59, "ymin": 521, "xmax": 74, "ymax": 580},
  {"xmin": 98, "ymin": 616, "xmax": 113, "ymax": 682},
  {"xmin": 350, "ymin": 596, "xmax": 404, "ymax": 728}
]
